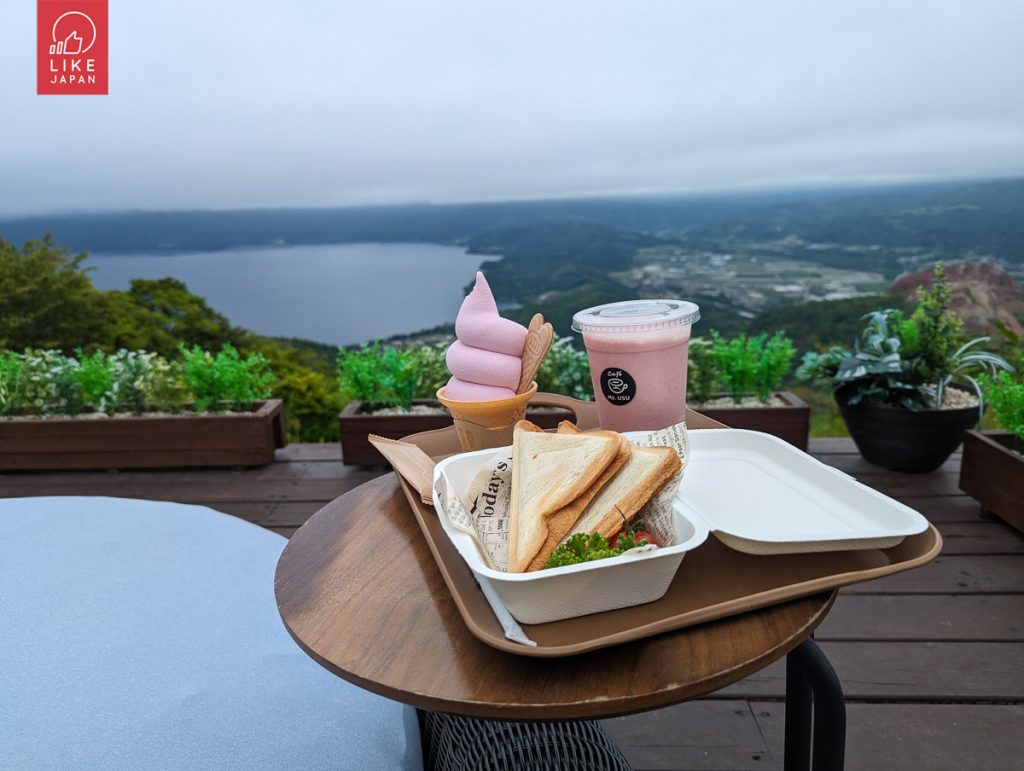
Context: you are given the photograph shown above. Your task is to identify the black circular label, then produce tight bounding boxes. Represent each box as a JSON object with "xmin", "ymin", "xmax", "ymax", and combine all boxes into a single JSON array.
[{"xmin": 600, "ymin": 368, "xmax": 636, "ymax": 406}]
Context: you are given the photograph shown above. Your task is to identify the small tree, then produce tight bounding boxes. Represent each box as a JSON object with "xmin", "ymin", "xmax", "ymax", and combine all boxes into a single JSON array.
[{"xmin": 0, "ymin": 233, "xmax": 107, "ymax": 351}]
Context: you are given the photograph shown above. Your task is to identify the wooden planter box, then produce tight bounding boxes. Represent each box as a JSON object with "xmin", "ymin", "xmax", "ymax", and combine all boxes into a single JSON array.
[
  {"xmin": 959, "ymin": 430, "xmax": 1024, "ymax": 534},
  {"xmin": 339, "ymin": 400, "xmax": 574, "ymax": 467},
  {"xmin": 0, "ymin": 399, "xmax": 287, "ymax": 471},
  {"xmin": 695, "ymin": 391, "xmax": 810, "ymax": 451}
]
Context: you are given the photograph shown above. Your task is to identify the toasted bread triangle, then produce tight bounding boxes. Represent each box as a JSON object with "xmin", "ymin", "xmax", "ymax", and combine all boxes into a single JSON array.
[
  {"xmin": 525, "ymin": 432, "xmax": 632, "ymax": 571},
  {"xmin": 507, "ymin": 420, "xmax": 620, "ymax": 573},
  {"xmin": 562, "ymin": 443, "xmax": 681, "ymax": 543}
]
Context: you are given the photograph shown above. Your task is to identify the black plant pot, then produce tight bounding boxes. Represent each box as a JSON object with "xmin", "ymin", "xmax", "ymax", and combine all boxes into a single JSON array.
[{"xmin": 835, "ymin": 386, "xmax": 980, "ymax": 473}]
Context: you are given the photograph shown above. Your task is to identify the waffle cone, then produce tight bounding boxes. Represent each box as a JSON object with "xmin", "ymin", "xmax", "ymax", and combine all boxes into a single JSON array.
[{"xmin": 437, "ymin": 383, "xmax": 537, "ymax": 451}]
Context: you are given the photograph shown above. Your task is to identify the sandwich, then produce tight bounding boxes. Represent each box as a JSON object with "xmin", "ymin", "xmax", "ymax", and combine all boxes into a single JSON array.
[
  {"xmin": 524, "ymin": 432, "xmax": 633, "ymax": 571},
  {"xmin": 506, "ymin": 420, "xmax": 683, "ymax": 573},
  {"xmin": 507, "ymin": 421, "xmax": 621, "ymax": 573}
]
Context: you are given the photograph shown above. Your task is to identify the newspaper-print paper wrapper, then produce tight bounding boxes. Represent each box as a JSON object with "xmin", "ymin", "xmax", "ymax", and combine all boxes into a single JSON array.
[{"xmin": 435, "ymin": 421, "xmax": 690, "ymax": 575}]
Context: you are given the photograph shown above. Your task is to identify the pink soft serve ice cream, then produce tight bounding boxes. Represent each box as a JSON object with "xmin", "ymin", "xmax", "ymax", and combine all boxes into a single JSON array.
[{"xmin": 444, "ymin": 272, "xmax": 528, "ymax": 400}]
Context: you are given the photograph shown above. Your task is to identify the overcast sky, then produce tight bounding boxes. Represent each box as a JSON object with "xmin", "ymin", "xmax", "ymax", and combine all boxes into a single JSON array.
[{"xmin": 2, "ymin": 0, "xmax": 1023, "ymax": 217}]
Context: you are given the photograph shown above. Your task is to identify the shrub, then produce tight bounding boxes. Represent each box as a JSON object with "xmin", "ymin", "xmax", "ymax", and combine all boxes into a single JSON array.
[
  {"xmin": 179, "ymin": 343, "xmax": 274, "ymax": 412},
  {"xmin": 256, "ymin": 344, "xmax": 343, "ymax": 442},
  {"xmin": 107, "ymin": 350, "xmax": 150, "ymax": 415},
  {"xmin": 140, "ymin": 354, "xmax": 187, "ymax": 413},
  {"xmin": 17, "ymin": 349, "xmax": 62, "ymax": 415},
  {"xmin": 105, "ymin": 350, "xmax": 187, "ymax": 415},
  {"xmin": 536, "ymin": 336, "xmax": 593, "ymax": 400},
  {"xmin": 980, "ymin": 372, "xmax": 1024, "ymax": 442},
  {"xmin": 896, "ymin": 263, "xmax": 963, "ymax": 385},
  {"xmin": 409, "ymin": 342, "xmax": 451, "ymax": 400},
  {"xmin": 989, "ymin": 320, "xmax": 1024, "ymax": 373},
  {"xmin": 710, "ymin": 331, "xmax": 796, "ymax": 404},
  {"xmin": 74, "ymin": 349, "xmax": 114, "ymax": 410},
  {"xmin": 0, "ymin": 352, "xmax": 22, "ymax": 416},
  {"xmin": 337, "ymin": 341, "xmax": 418, "ymax": 410},
  {"xmin": 686, "ymin": 337, "xmax": 718, "ymax": 405}
]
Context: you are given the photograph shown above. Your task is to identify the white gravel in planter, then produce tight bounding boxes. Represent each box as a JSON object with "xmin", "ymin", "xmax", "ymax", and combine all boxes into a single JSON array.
[
  {"xmin": 928, "ymin": 387, "xmax": 979, "ymax": 410},
  {"xmin": 694, "ymin": 395, "xmax": 789, "ymax": 409},
  {"xmin": 1, "ymin": 409, "xmax": 257, "ymax": 421},
  {"xmin": 367, "ymin": 404, "xmax": 448, "ymax": 416},
  {"xmin": 364, "ymin": 403, "xmax": 575, "ymax": 417}
]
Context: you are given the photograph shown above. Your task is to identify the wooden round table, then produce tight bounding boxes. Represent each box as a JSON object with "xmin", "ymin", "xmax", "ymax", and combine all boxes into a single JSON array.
[{"xmin": 274, "ymin": 473, "xmax": 836, "ymax": 722}]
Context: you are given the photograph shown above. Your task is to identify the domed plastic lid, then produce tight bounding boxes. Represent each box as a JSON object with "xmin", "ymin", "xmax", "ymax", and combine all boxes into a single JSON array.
[{"xmin": 572, "ymin": 299, "xmax": 700, "ymax": 334}]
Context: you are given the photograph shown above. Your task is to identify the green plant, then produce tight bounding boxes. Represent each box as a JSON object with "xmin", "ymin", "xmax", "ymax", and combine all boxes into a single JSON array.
[
  {"xmin": 794, "ymin": 346, "xmax": 849, "ymax": 391},
  {"xmin": 710, "ymin": 331, "xmax": 796, "ymax": 404},
  {"xmin": 0, "ymin": 352, "xmax": 22, "ymax": 416},
  {"xmin": 409, "ymin": 342, "xmax": 452, "ymax": 400},
  {"xmin": 272, "ymin": 364, "xmax": 344, "ymax": 442},
  {"xmin": 107, "ymin": 350, "xmax": 154, "ymax": 415},
  {"xmin": 179, "ymin": 343, "xmax": 274, "ymax": 412},
  {"xmin": 686, "ymin": 337, "xmax": 718, "ymax": 405},
  {"xmin": 142, "ymin": 355, "xmax": 187, "ymax": 412},
  {"xmin": 989, "ymin": 319, "xmax": 1024, "ymax": 373},
  {"xmin": 896, "ymin": 263, "xmax": 963, "ymax": 385},
  {"xmin": 935, "ymin": 337, "xmax": 1015, "ymax": 411},
  {"xmin": 13, "ymin": 350, "xmax": 61, "ymax": 415},
  {"xmin": 799, "ymin": 310, "xmax": 930, "ymax": 410},
  {"xmin": 51, "ymin": 356, "xmax": 85, "ymax": 416},
  {"xmin": 536, "ymin": 336, "xmax": 593, "ymax": 400},
  {"xmin": 72, "ymin": 349, "xmax": 114, "ymax": 411},
  {"xmin": 797, "ymin": 305, "xmax": 1012, "ymax": 410},
  {"xmin": 109, "ymin": 350, "xmax": 149, "ymax": 415},
  {"xmin": 0, "ymin": 234, "xmax": 108, "ymax": 351},
  {"xmin": 980, "ymin": 372, "xmax": 1024, "ymax": 442},
  {"xmin": 336, "ymin": 341, "xmax": 418, "ymax": 410}
]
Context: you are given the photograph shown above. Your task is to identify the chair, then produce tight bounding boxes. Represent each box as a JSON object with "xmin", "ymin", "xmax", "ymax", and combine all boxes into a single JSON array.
[{"xmin": 0, "ymin": 496, "xmax": 421, "ymax": 769}]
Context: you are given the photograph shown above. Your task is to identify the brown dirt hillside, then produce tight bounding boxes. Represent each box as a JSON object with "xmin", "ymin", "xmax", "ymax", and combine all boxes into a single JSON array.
[{"xmin": 887, "ymin": 261, "xmax": 1024, "ymax": 337}]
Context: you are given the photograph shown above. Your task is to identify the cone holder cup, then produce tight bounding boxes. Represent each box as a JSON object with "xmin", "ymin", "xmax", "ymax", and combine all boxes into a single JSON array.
[{"xmin": 437, "ymin": 383, "xmax": 539, "ymax": 452}]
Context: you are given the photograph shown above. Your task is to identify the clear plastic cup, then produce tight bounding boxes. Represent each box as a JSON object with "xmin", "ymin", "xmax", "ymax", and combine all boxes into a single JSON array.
[{"xmin": 572, "ymin": 299, "xmax": 700, "ymax": 432}]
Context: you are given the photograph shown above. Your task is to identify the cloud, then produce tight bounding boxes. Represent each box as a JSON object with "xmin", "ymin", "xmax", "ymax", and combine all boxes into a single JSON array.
[{"xmin": 2, "ymin": 0, "xmax": 1023, "ymax": 216}]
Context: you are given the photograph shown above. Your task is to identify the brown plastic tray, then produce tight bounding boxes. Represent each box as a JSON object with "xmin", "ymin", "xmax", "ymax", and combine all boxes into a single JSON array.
[{"xmin": 397, "ymin": 402, "xmax": 943, "ymax": 657}]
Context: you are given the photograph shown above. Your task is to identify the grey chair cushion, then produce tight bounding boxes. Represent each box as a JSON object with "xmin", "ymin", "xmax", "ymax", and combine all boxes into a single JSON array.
[
  {"xmin": 0, "ymin": 496, "xmax": 422, "ymax": 770},
  {"xmin": 421, "ymin": 711, "xmax": 633, "ymax": 771}
]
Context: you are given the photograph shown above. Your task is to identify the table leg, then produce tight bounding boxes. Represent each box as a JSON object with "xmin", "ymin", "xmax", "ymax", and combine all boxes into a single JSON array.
[
  {"xmin": 784, "ymin": 648, "xmax": 812, "ymax": 771},
  {"xmin": 784, "ymin": 638, "xmax": 846, "ymax": 771}
]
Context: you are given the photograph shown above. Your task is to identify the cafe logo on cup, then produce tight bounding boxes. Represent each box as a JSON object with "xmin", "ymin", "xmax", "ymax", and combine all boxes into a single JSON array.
[
  {"xmin": 600, "ymin": 368, "xmax": 636, "ymax": 406},
  {"xmin": 37, "ymin": 0, "xmax": 108, "ymax": 95}
]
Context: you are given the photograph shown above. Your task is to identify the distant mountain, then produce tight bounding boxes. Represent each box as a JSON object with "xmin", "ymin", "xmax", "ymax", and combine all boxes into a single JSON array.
[
  {"xmin": 0, "ymin": 197, "xmax": 745, "ymax": 256},
  {"xmin": 3, "ymin": 179, "xmax": 1020, "ymax": 266}
]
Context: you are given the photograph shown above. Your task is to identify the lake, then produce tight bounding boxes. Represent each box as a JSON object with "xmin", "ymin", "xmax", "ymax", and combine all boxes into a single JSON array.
[{"xmin": 86, "ymin": 243, "xmax": 497, "ymax": 346}]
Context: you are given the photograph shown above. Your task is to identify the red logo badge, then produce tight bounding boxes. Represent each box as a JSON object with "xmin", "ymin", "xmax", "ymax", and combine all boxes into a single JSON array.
[{"xmin": 37, "ymin": 0, "xmax": 108, "ymax": 95}]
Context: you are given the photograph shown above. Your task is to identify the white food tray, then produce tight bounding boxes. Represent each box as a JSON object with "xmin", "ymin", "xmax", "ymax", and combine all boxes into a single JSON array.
[
  {"xmin": 432, "ymin": 445, "xmax": 709, "ymax": 625},
  {"xmin": 678, "ymin": 429, "xmax": 929, "ymax": 554}
]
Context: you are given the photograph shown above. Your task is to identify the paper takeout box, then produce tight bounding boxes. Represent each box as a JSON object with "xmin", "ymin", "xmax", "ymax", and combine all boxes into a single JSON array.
[{"xmin": 432, "ymin": 443, "xmax": 709, "ymax": 625}]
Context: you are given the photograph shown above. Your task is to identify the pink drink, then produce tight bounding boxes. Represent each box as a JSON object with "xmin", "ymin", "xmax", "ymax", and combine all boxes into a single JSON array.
[{"xmin": 573, "ymin": 300, "xmax": 700, "ymax": 432}]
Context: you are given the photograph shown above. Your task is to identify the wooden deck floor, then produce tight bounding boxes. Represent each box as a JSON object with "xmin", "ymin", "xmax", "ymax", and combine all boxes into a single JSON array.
[{"xmin": 3, "ymin": 439, "xmax": 1023, "ymax": 770}]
